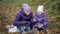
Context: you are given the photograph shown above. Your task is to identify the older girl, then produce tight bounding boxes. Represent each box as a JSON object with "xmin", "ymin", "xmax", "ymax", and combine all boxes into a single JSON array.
[{"xmin": 13, "ymin": 3, "xmax": 33, "ymax": 34}]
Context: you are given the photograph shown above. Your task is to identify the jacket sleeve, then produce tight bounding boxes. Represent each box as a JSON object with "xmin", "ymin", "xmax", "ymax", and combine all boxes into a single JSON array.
[
  {"xmin": 30, "ymin": 12, "xmax": 33, "ymax": 22},
  {"xmin": 39, "ymin": 12, "xmax": 48, "ymax": 27},
  {"xmin": 43, "ymin": 17, "xmax": 48, "ymax": 27},
  {"xmin": 13, "ymin": 13, "xmax": 27, "ymax": 26},
  {"xmin": 13, "ymin": 12, "xmax": 21, "ymax": 26},
  {"xmin": 43, "ymin": 13, "xmax": 48, "ymax": 27}
]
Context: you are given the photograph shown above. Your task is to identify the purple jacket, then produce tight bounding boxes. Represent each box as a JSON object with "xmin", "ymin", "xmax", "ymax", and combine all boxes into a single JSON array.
[
  {"xmin": 13, "ymin": 8, "xmax": 33, "ymax": 26},
  {"xmin": 33, "ymin": 12, "xmax": 48, "ymax": 28}
]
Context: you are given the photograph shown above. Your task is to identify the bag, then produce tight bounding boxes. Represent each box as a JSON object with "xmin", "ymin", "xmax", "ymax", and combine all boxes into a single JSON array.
[{"xmin": 6, "ymin": 25, "xmax": 18, "ymax": 33}]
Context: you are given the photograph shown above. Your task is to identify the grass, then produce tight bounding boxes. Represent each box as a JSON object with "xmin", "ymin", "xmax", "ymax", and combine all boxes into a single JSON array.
[{"xmin": 0, "ymin": 0, "xmax": 60, "ymax": 34}]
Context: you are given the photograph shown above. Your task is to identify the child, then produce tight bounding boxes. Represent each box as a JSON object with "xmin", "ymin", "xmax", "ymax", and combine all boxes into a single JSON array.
[
  {"xmin": 32, "ymin": 5, "xmax": 48, "ymax": 34},
  {"xmin": 13, "ymin": 3, "xmax": 33, "ymax": 34}
]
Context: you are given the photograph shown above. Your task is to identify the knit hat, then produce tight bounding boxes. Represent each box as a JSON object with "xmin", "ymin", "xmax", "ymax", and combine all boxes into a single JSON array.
[
  {"xmin": 22, "ymin": 3, "xmax": 31, "ymax": 12},
  {"xmin": 37, "ymin": 5, "xmax": 44, "ymax": 13}
]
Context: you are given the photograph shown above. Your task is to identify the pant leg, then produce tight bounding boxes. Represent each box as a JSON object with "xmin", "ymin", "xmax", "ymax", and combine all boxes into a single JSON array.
[
  {"xmin": 25, "ymin": 26, "xmax": 31, "ymax": 32},
  {"xmin": 42, "ymin": 27, "xmax": 46, "ymax": 32},
  {"xmin": 17, "ymin": 26, "xmax": 25, "ymax": 34}
]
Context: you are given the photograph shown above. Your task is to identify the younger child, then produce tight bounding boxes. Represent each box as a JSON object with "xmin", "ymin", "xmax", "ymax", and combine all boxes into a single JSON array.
[{"xmin": 32, "ymin": 5, "xmax": 48, "ymax": 34}]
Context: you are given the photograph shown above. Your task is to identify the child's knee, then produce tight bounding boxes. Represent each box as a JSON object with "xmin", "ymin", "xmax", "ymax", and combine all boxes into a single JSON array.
[
  {"xmin": 26, "ymin": 27, "xmax": 31, "ymax": 32},
  {"xmin": 17, "ymin": 26, "xmax": 25, "ymax": 32}
]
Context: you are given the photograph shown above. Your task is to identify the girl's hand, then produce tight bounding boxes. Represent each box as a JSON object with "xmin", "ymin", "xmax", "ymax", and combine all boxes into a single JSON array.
[
  {"xmin": 33, "ymin": 19, "xmax": 36, "ymax": 21},
  {"xmin": 38, "ymin": 23, "xmax": 43, "ymax": 28},
  {"xmin": 40, "ymin": 24, "xmax": 43, "ymax": 27},
  {"xmin": 32, "ymin": 19, "xmax": 37, "ymax": 23}
]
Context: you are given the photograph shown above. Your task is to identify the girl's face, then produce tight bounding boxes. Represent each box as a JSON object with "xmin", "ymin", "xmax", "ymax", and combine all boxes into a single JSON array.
[
  {"xmin": 25, "ymin": 11, "xmax": 31, "ymax": 15},
  {"xmin": 37, "ymin": 12, "xmax": 42, "ymax": 16}
]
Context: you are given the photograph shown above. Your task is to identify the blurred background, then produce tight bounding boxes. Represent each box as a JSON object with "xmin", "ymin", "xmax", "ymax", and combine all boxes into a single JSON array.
[{"xmin": 0, "ymin": 0, "xmax": 60, "ymax": 34}]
